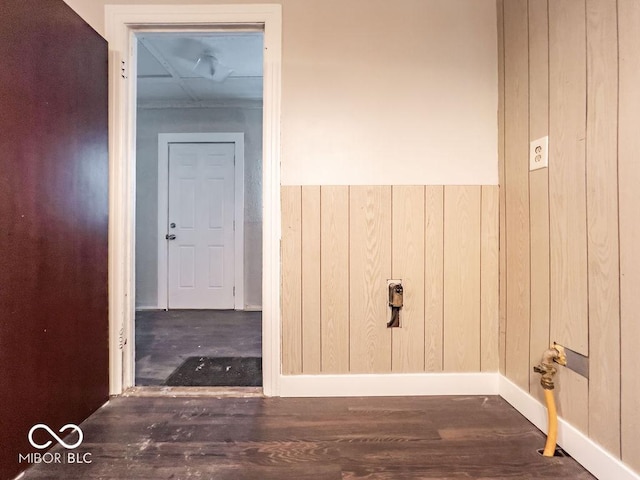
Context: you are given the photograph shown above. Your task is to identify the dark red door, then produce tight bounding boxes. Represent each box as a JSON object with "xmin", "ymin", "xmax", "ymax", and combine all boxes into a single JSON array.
[{"xmin": 0, "ymin": 1, "xmax": 109, "ymax": 478}]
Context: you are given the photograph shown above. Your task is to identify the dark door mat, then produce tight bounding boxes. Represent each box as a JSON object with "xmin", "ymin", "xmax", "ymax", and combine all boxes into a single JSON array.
[{"xmin": 164, "ymin": 356, "xmax": 262, "ymax": 387}]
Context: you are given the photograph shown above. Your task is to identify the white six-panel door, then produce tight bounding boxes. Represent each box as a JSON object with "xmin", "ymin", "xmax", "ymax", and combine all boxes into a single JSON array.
[{"xmin": 167, "ymin": 142, "xmax": 235, "ymax": 309}]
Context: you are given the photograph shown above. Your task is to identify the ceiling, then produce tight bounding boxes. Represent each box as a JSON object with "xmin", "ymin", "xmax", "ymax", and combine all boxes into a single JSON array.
[{"xmin": 136, "ymin": 32, "xmax": 264, "ymax": 107}]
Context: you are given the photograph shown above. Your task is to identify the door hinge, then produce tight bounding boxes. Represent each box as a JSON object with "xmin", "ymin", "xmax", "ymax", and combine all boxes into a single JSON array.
[
  {"xmin": 121, "ymin": 60, "xmax": 127, "ymax": 79},
  {"xmin": 233, "ymin": 220, "xmax": 236, "ymax": 231},
  {"xmin": 233, "ymin": 286, "xmax": 236, "ymax": 296}
]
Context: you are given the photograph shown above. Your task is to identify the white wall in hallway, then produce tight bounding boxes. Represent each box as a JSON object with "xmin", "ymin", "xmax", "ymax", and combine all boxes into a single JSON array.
[{"xmin": 135, "ymin": 105, "xmax": 263, "ymax": 309}]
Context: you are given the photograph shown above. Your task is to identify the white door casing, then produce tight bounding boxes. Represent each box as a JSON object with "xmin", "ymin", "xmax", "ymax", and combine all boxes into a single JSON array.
[
  {"xmin": 105, "ymin": 5, "xmax": 282, "ymax": 396},
  {"xmin": 167, "ymin": 142, "xmax": 235, "ymax": 309}
]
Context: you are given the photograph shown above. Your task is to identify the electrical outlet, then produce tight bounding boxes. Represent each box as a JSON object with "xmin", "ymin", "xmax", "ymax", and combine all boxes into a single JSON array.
[{"xmin": 530, "ymin": 136, "xmax": 549, "ymax": 171}]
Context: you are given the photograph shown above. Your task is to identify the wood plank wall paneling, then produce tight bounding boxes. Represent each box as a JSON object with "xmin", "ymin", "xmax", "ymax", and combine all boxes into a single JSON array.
[
  {"xmin": 425, "ymin": 186, "xmax": 444, "ymax": 372},
  {"xmin": 349, "ymin": 186, "xmax": 392, "ymax": 373},
  {"xmin": 527, "ymin": 0, "xmax": 551, "ymax": 404},
  {"xmin": 391, "ymin": 186, "xmax": 425, "ymax": 372},
  {"xmin": 549, "ymin": 0, "xmax": 589, "ymax": 357},
  {"xmin": 555, "ymin": 367, "xmax": 589, "ymax": 433},
  {"xmin": 320, "ymin": 186, "xmax": 350, "ymax": 373},
  {"xmin": 497, "ymin": 0, "xmax": 507, "ymax": 376},
  {"xmin": 503, "ymin": 0, "xmax": 531, "ymax": 390},
  {"xmin": 481, "ymin": 186, "xmax": 499, "ymax": 372},
  {"xmin": 281, "ymin": 185, "xmax": 496, "ymax": 377},
  {"xmin": 444, "ymin": 186, "xmax": 482, "ymax": 372},
  {"xmin": 501, "ymin": 0, "xmax": 640, "ymax": 468},
  {"xmin": 281, "ymin": 186, "xmax": 302, "ymax": 374},
  {"xmin": 586, "ymin": 0, "xmax": 620, "ymax": 456},
  {"xmin": 618, "ymin": 0, "xmax": 640, "ymax": 470},
  {"xmin": 548, "ymin": 0, "xmax": 589, "ymax": 432},
  {"xmin": 302, "ymin": 186, "xmax": 322, "ymax": 374}
]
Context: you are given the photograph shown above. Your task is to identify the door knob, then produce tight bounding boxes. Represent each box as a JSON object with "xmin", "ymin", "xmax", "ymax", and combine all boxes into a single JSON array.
[{"xmin": 166, "ymin": 234, "xmax": 176, "ymax": 240}]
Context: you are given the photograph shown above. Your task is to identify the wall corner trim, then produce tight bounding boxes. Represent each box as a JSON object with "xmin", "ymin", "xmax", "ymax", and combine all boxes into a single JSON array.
[
  {"xmin": 499, "ymin": 376, "xmax": 640, "ymax": 480},
  {"xmin": 278, "ymin": 373, "xmax": 500, "ymax": 398}
]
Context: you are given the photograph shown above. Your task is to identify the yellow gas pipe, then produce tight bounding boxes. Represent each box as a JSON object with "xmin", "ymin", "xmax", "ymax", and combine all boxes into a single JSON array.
[
  {"xmin": 533, "ymin": 344, "xmax": 566, "ymax": 457},
  {"xmin": 541, "ymin": 389, "xmax": 558, "ymax": 457}
]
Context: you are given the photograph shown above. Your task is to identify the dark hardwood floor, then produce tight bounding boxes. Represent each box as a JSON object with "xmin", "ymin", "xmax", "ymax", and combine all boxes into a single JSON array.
[
  {"xmin": 135, "ymin": 310, "xmax": 262, "ymax": 385},
  {"xmin": 20, "ymin": 395, "xmax": 595, "ymax": 479}
]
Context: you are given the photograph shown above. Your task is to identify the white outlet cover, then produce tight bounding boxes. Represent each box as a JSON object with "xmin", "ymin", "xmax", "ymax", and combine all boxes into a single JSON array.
[{"xmin": 530, "ymin": 136, "xmax": 549, "ymax": 171}]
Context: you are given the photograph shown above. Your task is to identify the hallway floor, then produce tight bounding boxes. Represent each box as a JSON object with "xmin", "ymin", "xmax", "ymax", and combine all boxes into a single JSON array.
[
  {"xmin": 135, "ymin": 310, "xmax": 262, "ymax": 385},
  {"xmin": 19, "ymin": 395, "xmax": 594, "ymax": 479}
]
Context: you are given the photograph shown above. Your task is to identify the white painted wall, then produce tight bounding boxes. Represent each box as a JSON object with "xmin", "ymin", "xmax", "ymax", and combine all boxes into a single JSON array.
[
  {"xmin": 135, "ymin": 105, "xmax": 263, "ymax": 308},
  {"xmin": 65, "ymin": 0, "xmax": 498, "ymax": 185},
  {"xmin": 280, "ymin": 0, "xmax": 498, "ymax": 185}
]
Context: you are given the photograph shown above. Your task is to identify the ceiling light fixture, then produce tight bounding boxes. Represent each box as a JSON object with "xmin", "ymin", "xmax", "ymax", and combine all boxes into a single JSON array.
[{"xmin": 192, "ymin": 52, "xmax": 233, "ymax": 82}]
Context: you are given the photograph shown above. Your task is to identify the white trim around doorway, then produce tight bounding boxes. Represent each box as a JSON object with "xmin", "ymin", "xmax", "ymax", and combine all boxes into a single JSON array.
[
  {"xmin": 105, "ymin": 4, "xmax": 282, "ymax": 397},
  {"xmin": 157, "ymin": 132, "xmax": 245, "ymax": 311}
]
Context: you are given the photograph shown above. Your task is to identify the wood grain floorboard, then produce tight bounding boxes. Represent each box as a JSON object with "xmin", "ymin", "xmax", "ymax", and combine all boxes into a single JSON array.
[
  {"xmin": 20, "ymin": 396, "xmax": 594, "ymax": 479},
  {"xmin": 135, "ymin": 310, "xmax": 262, "ymax": 385}
]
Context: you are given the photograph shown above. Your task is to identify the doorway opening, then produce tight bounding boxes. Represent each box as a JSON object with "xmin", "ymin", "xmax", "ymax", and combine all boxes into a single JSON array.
[
  {"xmin": 134, "ymin": 32, "xmax": 264, "ymax": 387},
  {"xmin": 106, "ymin": 4, "xmax": 282, "ymax": 396}
]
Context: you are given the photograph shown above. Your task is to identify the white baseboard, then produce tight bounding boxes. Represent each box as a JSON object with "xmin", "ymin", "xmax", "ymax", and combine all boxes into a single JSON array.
[
  {"xmin": 279, "ymin": 372, "xmax": 499, "ymax": 397},
  {"xmin": 499, "ymin": 376, "xmax": 640, "ymax": 480},
  {"xmin": 244, "ymin": 305, "xmax": 262, "ymax": 311},
  {"xmin": 135, "ymin": 306, "xmax": 263, "ymax": 312}
]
